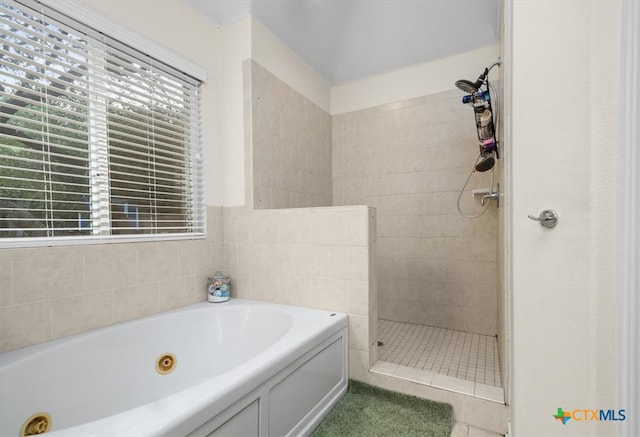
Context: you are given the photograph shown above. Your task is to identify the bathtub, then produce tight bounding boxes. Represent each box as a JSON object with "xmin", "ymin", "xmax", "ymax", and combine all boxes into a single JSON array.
[{"xmin": 0, "ymin": 299, "xmax": 348, "ymax": 436}]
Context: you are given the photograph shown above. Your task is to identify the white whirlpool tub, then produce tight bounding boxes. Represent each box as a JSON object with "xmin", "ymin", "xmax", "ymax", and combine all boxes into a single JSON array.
[{"xmin": 0, "ymin": 299, "xmax": 348, "ymax": 437}]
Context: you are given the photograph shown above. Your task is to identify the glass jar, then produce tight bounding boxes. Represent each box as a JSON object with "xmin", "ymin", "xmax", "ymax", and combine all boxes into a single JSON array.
[{"xmin": 207, "ymin": 271, "xmax": 230, "ymax": 303}]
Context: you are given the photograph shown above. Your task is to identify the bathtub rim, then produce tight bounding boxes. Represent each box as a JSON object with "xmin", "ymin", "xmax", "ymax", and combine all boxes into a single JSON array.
[{"xmin": 0, "ymin": 299, "xmax": 346, "ymax": 366}]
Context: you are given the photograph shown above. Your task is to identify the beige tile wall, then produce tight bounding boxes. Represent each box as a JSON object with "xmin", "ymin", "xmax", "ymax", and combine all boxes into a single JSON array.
[
  {"xmin": 250, "ymin": 61, "xmax": 332, "ymax": 209},
  {"xmin": 220, "ymin": 205, "xmax": 377, "ymax": 376},
  {"xmin": 333, "ymin": 90, "xmax": 499, "ymax": 335},
  {"xmin": 0, "ymin": 206, "xmax": 224, "ymax": 353},
  {"xmin": 1, "ymin": 202, "xmax": 378, "ymax": 388}
]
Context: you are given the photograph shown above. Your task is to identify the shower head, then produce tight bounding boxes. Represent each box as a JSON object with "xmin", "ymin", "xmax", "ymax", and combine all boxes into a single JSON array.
[
  {"xmin": 455, "ymin": 67, "xmax": 488, "ymax": 94},
  {"xmin": 455, "ymin": 79, "xmax": 483, "ymax": 94},
  {"xmin": 475, "ymin": 156, "xmax": 495, "ymax": 172},
  {"xmin": 455, "ymin": 60, "xmax": 500, "ymax": 94}
]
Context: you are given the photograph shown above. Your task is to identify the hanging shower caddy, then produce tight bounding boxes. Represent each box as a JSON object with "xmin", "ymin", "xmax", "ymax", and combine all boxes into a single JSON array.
[
  {"xmin": 453, "ymin": 60, "xmax": 501, "ymax": 218},
  {"xmin": 455, "ymin": 60, "xmax": 501, "ymax": 172}
]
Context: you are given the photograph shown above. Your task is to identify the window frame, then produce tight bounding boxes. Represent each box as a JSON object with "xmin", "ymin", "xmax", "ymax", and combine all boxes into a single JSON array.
[{"xmin": 0, "ymin": 0, "xmax": 207, "ymax": 248}]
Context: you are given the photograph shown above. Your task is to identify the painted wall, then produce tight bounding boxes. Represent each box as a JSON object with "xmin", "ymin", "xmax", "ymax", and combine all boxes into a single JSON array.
[
  {"xmin": 331, "ymin": 44, "xmax": 500, "ymax": 115},
  {"xmin": 333, "ymin": 89, "xmax": 499, "ymax": 336},
  {"xmin": 509, "ymin": 1, "xmax": 620, "ymax": 435},
  {"xmin": 220, "ymin": 18, "xmax": 252, "ymax": 206}
]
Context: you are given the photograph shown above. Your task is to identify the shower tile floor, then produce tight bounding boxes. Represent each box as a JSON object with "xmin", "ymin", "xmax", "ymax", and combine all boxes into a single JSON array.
[{"xmin": 372, "ymin": 319, "xmax": 504, "ymax": 404}]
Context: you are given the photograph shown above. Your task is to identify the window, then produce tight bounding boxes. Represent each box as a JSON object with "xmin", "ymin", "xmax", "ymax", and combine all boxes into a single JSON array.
[{"xmin": 0, "ymin": 0, "xmax": 204, "ymax": 246}]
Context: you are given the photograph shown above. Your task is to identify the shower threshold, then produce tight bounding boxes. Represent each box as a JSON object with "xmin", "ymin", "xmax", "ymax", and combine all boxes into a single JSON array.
[{"xmin": 372, "ymin": 320, "xmax": 504, "ymax": 404}]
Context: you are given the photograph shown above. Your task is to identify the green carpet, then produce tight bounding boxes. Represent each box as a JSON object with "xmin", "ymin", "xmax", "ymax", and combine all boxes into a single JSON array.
[{"xmin": 312, "ymin": 380, "xmax": 453, "ymax": 437}]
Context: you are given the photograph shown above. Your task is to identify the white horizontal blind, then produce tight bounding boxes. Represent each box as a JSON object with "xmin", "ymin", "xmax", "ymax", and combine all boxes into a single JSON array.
[{"xmin": 0, "ymin": 0, "xmax": 204, "ymax": 243}]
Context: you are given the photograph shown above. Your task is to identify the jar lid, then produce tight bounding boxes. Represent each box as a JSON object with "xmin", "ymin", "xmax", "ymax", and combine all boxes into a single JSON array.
[{"xmin": 212, "ymin": 271, "xmax": 228, "ymax": 280}]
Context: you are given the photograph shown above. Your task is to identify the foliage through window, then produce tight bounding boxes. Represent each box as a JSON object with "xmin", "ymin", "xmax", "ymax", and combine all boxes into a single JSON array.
[{"xmin": 0, "ymin": 0, "xmax": 203, "ymax": 244}]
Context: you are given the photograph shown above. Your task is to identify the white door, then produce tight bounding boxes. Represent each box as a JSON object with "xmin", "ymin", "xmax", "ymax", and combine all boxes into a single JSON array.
[{"xmin": 507, "ymin": 1, "xmax": 622, "ymax": 436}]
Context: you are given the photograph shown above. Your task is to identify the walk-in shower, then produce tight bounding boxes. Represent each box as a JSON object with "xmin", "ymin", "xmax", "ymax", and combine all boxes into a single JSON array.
[{"xmin": 371, "ymin": 59, "xmax": 505, "ymax": 406}]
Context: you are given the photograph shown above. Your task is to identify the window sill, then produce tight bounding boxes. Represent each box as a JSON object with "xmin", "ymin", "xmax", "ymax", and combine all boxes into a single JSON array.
[{"xmin": 0, "ymin": 232, "xmax": 207, "ymax": 250}]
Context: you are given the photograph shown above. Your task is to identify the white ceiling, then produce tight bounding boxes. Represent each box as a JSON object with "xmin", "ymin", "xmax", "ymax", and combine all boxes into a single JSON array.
[{"xmin": 184, "ymin": 0, "xmax": 501, "ymax": 85}]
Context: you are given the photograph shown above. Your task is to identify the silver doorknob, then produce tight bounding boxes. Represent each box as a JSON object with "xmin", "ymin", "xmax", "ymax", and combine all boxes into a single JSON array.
[{"xmin": 528, "ymin": 209, "xmax": 558, "ymax": 228}]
